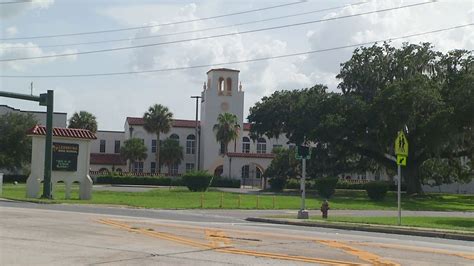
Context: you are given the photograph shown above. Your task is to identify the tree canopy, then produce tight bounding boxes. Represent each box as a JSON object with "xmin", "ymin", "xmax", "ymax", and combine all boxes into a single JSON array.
[
  {"xmin": 248, "ymin": 42, "xmax": 473, "ymax": 194},
  {"xmin": 213, "ymin": 112, "xmax": 240, "ymax": 154},
  {"xmin": 143, "ymin": 104, "xmax": 173, "ymax": 174},
  {"xmin": 120, "ymin": 138, "xmax": 147, "ymax": 172},
  {"xmin": 0, "ymin": 113, "xmax": 37, "ymax": 172},
  {"xmin": 68, "ymin": 111, "xmax": 98, "ymax": 133},
  {"xmin": 160, "ymin": 138, "xmax": 184, "ymax": 175}
]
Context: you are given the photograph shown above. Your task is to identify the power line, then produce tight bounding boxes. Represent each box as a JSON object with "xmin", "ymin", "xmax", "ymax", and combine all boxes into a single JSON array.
[
  {"xmin": 0, "ymin": 1, "xmax": 307, "ymax": 41},
  {"xmin": 1, "ymin": 23, "xmax": 470, "ymax": 78},
  {"xmin": 4, "ymin": 1, "xmax": 370, "ymax": 49},
  {"xmin": 0, "ymin": 0, "xmax": 33, "ymax": 4},
  {"xmin": 0, "ymin": 1, "xmax": 434, "ymax": 62}
]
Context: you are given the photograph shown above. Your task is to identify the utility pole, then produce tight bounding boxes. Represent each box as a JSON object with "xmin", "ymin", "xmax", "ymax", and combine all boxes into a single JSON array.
[
  {"xmin": 191, "ymin": 95, "xmax": 201, "ymax": 171},
  {"xmin": 0, "ymin": 90, "xmax": 54, "ymax": 199},
  {"xmin": 296, "ymin": 145, "xmax": 310, "ymax": 219}
]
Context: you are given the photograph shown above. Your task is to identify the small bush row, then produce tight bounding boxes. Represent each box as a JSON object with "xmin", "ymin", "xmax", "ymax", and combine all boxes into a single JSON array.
[{"xmin": 1, "ymin": 175, "xmax": 28, "ymax": 183}]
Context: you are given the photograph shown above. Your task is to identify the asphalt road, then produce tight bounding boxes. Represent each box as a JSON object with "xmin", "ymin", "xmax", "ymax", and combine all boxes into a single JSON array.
[{"xmin": 0, "ymin": 201, "xmax": 473, "ymax": 265}]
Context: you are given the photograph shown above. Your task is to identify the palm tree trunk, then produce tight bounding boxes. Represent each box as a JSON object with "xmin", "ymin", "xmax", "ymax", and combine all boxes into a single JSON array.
[{"xmin": 156, "ymin": 133, "xmax": 160, "ymax": 174}]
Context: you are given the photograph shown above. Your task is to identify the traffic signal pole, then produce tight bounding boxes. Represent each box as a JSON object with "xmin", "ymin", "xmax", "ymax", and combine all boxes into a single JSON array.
[{"xmin": 0, "ymin": 90, "xmax": 54, "ymax": 199}]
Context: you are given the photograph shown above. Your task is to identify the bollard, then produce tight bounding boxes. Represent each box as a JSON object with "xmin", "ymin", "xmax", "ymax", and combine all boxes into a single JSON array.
[
  {"xmin": 272, "ymin": 195, "xmax": 276, "ymax": 209},
  {"xmin": 220, "ymin": 192, "xmax": 223, "ymax": 208},
  {"xmin": 0, "ymin": 173, "xmax": 3, "ymax": 196},
  {"xmin": 238, "ymin": 195, "xmax": 241, "ymax": 209},
  {"xmin": 200, "ymin": 193, "xmax": 204, "ymax": 208},
  {"xmin": 256, "ymin": 195, "xmax": 259, "ymax": 209}
]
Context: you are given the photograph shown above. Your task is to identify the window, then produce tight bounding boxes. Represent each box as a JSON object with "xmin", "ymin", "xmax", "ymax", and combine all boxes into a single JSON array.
[
  {"xmin": 226, "ymin": 77, "xmax": 232, "ymax": 93},
  {"xmin": 218, "ymin": 77, "xmax": 225, "ymax": 93},
  {"xmin": 170, "ymin": 163, "xmax": 179, "ymax": 176},
  {"xmin": 219, "ymin": 142, "xmax": 226, "ymax": 155},
  {"xmin": 100, "ymin": 140, "xmax": 106, "ymax": 153},
  {"xmin": 151, "ymin": 139, "xmax": 157, "ymax": 153},
  {"xmin": 242, "ymin": 137, "xmax": 250, "ymax": 153},
  {"xmin": 186, "ymin": 134, "xmax": 196, "ymax": 154},
  {"xmin": 256, "ymin": 167, "xmax": 263, "ymax": 179},
  {"xmin": 241, "ymin": 165, "xmax": 250, "ymax": 179},
  {"xmin": 186, "ymin": 163, "xmax": 195, "ymax": 172},
  {"xmin": 257, "ymin": 138, "xmax": 266, "ymax": 154},
  {"xmin": 151, "ymin": 162, "xmax": 156, "ymax": 173},
  {"xmin": 170, "ymin": 134, "xmax": 180, "ymax": 143},
  {"xmin": 133, "ymin": 162, "xmax": 144, "ymax": 173},
  {"xmin": 114, "ymin": 140, "xmax": 121, "ymax": 154}
]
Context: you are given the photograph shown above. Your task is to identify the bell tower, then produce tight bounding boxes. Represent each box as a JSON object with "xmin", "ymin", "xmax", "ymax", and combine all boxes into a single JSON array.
[{"xmin": 199, "ymin": 68, "xmax": 244, "ymax": 173}]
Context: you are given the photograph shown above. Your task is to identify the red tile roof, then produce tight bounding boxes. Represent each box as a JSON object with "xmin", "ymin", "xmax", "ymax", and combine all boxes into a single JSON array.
[
  {"xmin": 227, "ymin": 152, "xmax": 275, "ymax": 159},
  {"xmin": 127, "ymin": 117, "xmax": 199, "ymax": 128},
  {"xmin": 90, "ymin": 153, "xmax": 126, "ymax": 165},
  {"xmin": 206, "ymin": 68, "xmax": 240, "ymax": 74},
  {"xmin": 27, "ymin": 125, "xmax": 97, "ymax": 140}
]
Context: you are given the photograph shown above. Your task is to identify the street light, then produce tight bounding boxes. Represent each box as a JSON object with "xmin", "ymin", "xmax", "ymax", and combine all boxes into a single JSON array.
[{"xmin": 190, "ymin": 95, "xmax": 202, "ymax": 171}]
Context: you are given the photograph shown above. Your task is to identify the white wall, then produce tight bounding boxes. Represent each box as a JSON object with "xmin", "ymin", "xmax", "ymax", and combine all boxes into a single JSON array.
[{"xmin": 91, "ymin": 130, "xmax": 125, "ymax": 154}]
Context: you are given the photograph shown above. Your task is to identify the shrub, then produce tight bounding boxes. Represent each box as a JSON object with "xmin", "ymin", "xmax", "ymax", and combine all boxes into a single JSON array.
[
  {"xmin": 95, "ymin": 175, "xmax": 174, "ymax": 186},
  {"xmin": 2, "ymin": 175, "xmax": 28, "ymax": 183},
  {"xmin": 286, "ymin": 178, "xmax": 300, "ymax": 189},
  {"xmin": 336, "ymin": 180, "xmax": 366, "ymax": 190},
  {"xmin": 365, "ymin": 181, "xmax": 390, "ymax": 201},
  {"xmin": 182, "ymin": 170, "xmax": 213, "ymax": 192},
  {"xmin": 269, "ymin": 177, "xmax": 286, "ymax": 191},
  {"xmin": 210, "ymin": 177, "xmax": 240, "ymax": 188},
  {"xmin": 314, "ymin": 177, "xmax": 338, "ymax": 199}
]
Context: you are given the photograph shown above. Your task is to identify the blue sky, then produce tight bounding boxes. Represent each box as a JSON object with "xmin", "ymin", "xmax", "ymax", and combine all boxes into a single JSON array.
[{"xmin": 1, "ymin": 0, "xmax": 473, "ymax": 130}]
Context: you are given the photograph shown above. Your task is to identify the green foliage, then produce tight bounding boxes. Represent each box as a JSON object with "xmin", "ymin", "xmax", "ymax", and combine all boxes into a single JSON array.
[
  {"xmin": 248, "ymin": 43, "xmax": 474, "ymax": 194},
  {"xmin": 421, "ymin": 158, "xmax": 473, "ymax": 186},
  {"xmin": 0, "ymin": 113, "xmax": 37, "ymax": 171},
  {"xmin": 160, "ymin": 138, "xmax": 184, "ymax": 175},
  {"xmin": 182, "ymin": 170, "xmax": 213, "ymax": 192},
  {"xmin": 314, "ymin": 177, "xmax": 338, "ymax": 199},
  {"xmin": 1, "ymin": 175, "xmax": 28, "ymax": 183},
  {"xmin": 268, "ymin": 177, "xmax": 286, "ymax": 191},
  {"xmin": 210, "ymin": 177, "xmax": 240, "ymax": 188},
  {"xmin": 120, "ymin": 138, "xmax": 147, "ymax": 171},
  {"xmin": 264, "ymin": 147, "xmax": 300, "ymax": 180},
  {"xmin": 143, "ymin": 104, "xmax": 173, "ymax": 173},
  {"xmin": 96, "ymin": 175, "xmax": 180, "ymax": 186},
  {"xmin": 68, "ymin": 111, "xmax": 98, "ymax": 133},
  {"xmin": 213, "ymin": 112, "xmax": 240, "ymax": 154},
  {"xmin": 365, "ymin": 181, "xmax": 390, "ymax": 201}
]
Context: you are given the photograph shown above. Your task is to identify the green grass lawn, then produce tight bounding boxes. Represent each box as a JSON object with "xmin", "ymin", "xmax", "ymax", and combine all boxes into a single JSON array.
[
  {"xmin": 1, "ymin": 183, "xmax": 474, "ymax": 211},
  {"xmin": 303, "ymin": 216, "xmax": 474, "ymax": 232}
]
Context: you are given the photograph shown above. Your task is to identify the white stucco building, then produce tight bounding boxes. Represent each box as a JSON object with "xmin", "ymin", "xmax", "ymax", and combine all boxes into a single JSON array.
[{"xmin": 90, "ymin": 68, "xmax": 290, "ymax": 185}]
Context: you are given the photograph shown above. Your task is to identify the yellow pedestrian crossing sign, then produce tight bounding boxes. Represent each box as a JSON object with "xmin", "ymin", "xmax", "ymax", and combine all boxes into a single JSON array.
[
  {"xmin": 397, "ymin": 155, "xmax": 407, "ymax": 166},
  {"xmin": 395, "ymin": 131, "xmax": 408, "ymax": 156}
]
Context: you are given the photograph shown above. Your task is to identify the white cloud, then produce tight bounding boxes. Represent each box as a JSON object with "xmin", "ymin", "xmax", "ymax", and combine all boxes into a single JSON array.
[
  {"xmin": 0, "ymin": 0, "xmax": 54, "ymax": 19},
  {"xmin": 0, "ymin": 43, "xmax": 77, "ymax": 71},
  {"xmin": 6, "ymin": 26, "xmax": 18, "ymax": 37}
]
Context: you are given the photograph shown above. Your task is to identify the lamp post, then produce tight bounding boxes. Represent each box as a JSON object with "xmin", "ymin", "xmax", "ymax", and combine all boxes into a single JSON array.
[{"xmin": 191, "ymin": 95, "xmax": 201, "ymax": 171}]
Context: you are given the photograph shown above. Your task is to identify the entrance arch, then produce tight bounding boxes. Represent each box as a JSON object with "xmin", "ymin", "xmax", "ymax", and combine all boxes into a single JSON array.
[{"xmin": 214, "ymin": 165, "xmax": 223, "ymax": 177}]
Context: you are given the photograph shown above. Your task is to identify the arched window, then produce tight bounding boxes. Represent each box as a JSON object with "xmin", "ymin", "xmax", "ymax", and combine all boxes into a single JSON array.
[
  {"xmin": 214, "ymin": 165, "xmax": 223, "ymax": 177},
  {"xmin": 170, "ymin": 134, "xmax": 179, "ymax": 143},
  {"xmin": 226, "ymin": 78, "xmax": 232, "ymax": 93},
  {"xmin": 257, "ymin": 138, "xmax": 266, "ymax": 154},
  {"xmin": 242, "ymin": 137, "xmax": 250, "ymax": 153},
  {"xmin": 218, "ymin": 77, "xmax": 225, "ymax": 93},
  {"xmin": 241, "ymin": 165, "xmax": 250, "ymax": 179},
  {"xmin": 186, "ymin": 134, "xmax": 196, "ymax": 154},
  {"xmin": 256, "ymin": 167, "xmax": 263, "ymax": 179}
]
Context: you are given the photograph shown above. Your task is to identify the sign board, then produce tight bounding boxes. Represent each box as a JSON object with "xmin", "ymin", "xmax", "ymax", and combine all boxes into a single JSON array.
[
  {"xmin": 296, "ymin": 145, "xmax": 311, "ymax": 160},
  {"xmin": 394, "ymin": 131, "xmax": 408, "ymax": 156},
  {"xmin": 52, "ymin": 142, "xmax": 79, "ymax": 171},
  {"xmin": 397, "ymin": 155, "xmax": 407, "ymax": 166}
]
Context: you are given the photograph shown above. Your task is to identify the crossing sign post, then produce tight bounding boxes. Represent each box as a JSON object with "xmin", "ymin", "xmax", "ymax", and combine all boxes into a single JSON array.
[
  {"xmin": 296, "ymin": 145, "xmax": 310, "ymax": 219},
  {"xmin": 394, "ymin": 130, "xmax": 409, "ymax": 226}
]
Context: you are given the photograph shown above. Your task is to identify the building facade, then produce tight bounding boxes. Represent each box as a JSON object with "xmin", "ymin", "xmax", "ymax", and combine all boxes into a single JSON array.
[
  {"xmin": 0, "ymin": 105, "xmax": 67, "ymax": 128},
  {"xmin": 90, "ymin": 68, "xmax": 290, "ymax": 182}
]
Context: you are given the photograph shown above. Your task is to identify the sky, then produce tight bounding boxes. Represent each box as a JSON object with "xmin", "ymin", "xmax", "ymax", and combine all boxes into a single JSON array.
[{"xmin": 1, "ymin": 0, "xmax": 473, "ymax": 131}]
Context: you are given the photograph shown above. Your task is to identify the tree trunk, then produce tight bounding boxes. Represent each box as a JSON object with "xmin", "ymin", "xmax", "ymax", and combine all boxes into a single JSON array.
[
  {"xmin": 405, "ymin": 163, "xmax": 423, "ymax": 195},
  {"xmin": 156, "ymin": 133, "xmax": 160, "ymax": 174}
]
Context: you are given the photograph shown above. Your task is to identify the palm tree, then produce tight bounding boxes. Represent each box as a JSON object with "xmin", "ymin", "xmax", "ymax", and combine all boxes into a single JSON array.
[
  {"xmin": 213, "ymin": 112, "xmax": 241, "ymax": 154},
  {"xmin": 143, "ymin": 104, "xmax": 173, "ymax": 174},
  {"xmin": 68, "ymin": 111, "xmax": 98, "ymax": 133},
  {"xmin": 120, "ymin": 138, "xmax": 147, "ymax": 172},
  {"xmin": 213, "ymin": 113, "xmax": 240, "ymax": 178},
  {"xmin": 160, "ymin": 138, "xmax": 184, "ymax": 176}
]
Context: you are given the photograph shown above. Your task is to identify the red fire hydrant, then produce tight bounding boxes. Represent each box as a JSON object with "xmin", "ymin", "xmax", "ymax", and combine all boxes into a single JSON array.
[{"xmin": 320, "ymin": 200, "xmax": 329, "ymax": 219}]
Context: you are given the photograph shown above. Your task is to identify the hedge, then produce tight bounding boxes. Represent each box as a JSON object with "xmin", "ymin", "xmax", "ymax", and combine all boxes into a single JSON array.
[
  {"xmin": 210, "ymin": 177, "xmax": 240, "ymax": 188},
  {"xmin": 182, "ymin": 171, "xmax": 213, "ymax": 192},
  {"xmin": 1, "ymin": 175, "xmax": 28, "ymax": 183},
  {"xmin": 269, "ymin": 177, "xmax": 286, "ymax": 191},
  {"xmin": 95, "ymin": 175, "xmax": 181, "ymax": 186},
  {"xmin": 314, "ymin": 177, "xmax": 339, "ymax": 199},
  {"xmin": 365, "ymin": 181, "xmax": 390, "ymax": 201}
]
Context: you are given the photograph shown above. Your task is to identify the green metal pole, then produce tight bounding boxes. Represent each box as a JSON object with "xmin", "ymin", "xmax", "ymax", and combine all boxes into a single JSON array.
[{"xmin": 41, "ymin": 90, "xmax": 54, "ymax": 199}]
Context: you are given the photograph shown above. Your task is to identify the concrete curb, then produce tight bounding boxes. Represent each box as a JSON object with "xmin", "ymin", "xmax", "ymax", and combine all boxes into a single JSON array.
[{"xmin": 245, "ymin": 217, "xmax": 474, "ymax": 241}]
